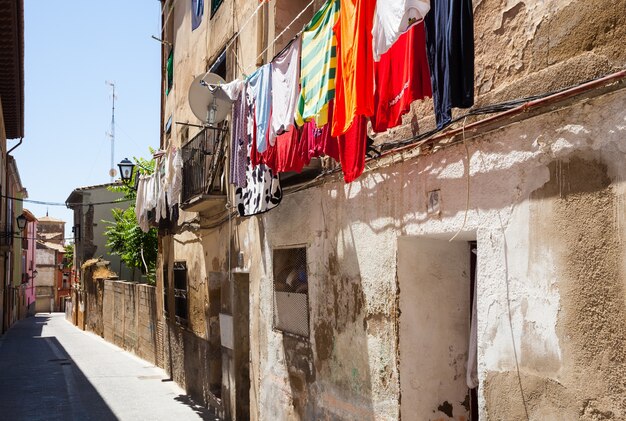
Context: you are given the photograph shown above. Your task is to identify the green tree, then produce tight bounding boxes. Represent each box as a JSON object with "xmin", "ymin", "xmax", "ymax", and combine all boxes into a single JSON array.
[
  {"xmin": 64, "ymin": 243, "xmax": 74, "ymax": 268},
  {"xmin": 104, "ymin": 154, "xmax": 158, "ymax": 284}
]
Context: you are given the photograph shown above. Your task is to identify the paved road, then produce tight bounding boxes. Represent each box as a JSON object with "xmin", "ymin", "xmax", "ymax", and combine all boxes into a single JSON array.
[{"xmin": 0, "ymin": 313, "xmax": 219, "ymax": 421}]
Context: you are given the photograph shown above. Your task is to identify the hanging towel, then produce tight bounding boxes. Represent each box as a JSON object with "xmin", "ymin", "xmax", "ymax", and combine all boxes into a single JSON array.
[
  {"xmin": 331, "ymin": 0, "xmax": 376, "ymax": 137},
  {"xmin": 295, "ymin": 0, "xmax": 340, "ymax": 127},
  {"xmin": 424, "ymin": 0, "xmax": 474, "ymax": 129},
  {"xmin": 371, "ymin": 0, "xmax": 430, "ymax": 61},
  {"xmin": 372, "ymin": 23, "xmax": 431, "ymax": 133},
  {"xmin": 248, "ymin": 65, "xmax": 272, "ymax": 153},
  {"xmin": 270, "ymin": 38, "xmax": 301, "ymax": 144}
]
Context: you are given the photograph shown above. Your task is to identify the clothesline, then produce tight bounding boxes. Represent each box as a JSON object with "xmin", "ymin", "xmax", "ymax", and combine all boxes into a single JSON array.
[{"xmin": 243, "ymin": 0, "xmax": 317, "ymax": 75}]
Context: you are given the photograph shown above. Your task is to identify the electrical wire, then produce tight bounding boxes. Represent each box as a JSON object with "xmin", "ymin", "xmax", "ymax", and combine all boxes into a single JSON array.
[
  {"xmin": 375, "ymin": 80, "xmax": 591, "ymax": 152},
  {"xmin": 0, "ymin": 194, "xmax": 133, "ymax": 208},
  {"xmin": 243, "ymin": 0, "xmax": 316, "ymax": 75}
]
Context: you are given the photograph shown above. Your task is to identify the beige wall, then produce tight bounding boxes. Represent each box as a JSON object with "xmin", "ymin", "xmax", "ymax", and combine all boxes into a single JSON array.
[{"xmin": 159, "ymin": 0, "xmax": 626, "ymax": 418}]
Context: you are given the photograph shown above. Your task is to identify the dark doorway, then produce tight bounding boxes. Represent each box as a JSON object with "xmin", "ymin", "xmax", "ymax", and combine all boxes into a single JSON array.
[{"xmin": 469, "ymin": 241, "xmax": 479, "ymax": 420}]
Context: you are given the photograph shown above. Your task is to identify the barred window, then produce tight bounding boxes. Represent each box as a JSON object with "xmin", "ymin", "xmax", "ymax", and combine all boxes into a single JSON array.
[
  {"xmin": 272, "ymin": 247, "xmax": 309, "ymax": 337},
  {"xmin": 173, "ymin": 261, "xmax": 188, "ymax": 325}
]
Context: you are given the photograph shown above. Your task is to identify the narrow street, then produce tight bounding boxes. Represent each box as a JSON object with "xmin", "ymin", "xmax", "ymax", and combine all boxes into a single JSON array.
[{"xmin": 0, "ymin": 313, "xmax": 219, "ymax": 421}]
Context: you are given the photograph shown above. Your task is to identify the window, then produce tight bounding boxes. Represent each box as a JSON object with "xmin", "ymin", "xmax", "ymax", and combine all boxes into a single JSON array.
[
  {"xmin": 166, "ymin": 48, "xmax": 174, "ymax": 95},
  {"xmin": 208, "ymin": 49, "xmax": 226, "ymax": 79},
  {"xmin": 163, "ymin": 1, "xmax": 175, "ymax": 94},
  {"xmin": 272, "ymin": 247, "xmax": 309, "ymax": 337},
  {"xmin": 210, "ymin": 0, "xmax": 223, "ymax": 18},
  {"xmin": 191, "ymin": 0, "xmax": 204, "ymax": 30},
  {"xmin": 163, "ymin": 263, "xmax": 170, "ymax": 316},
  {"xmin": 173, "ymin": 261, "xmax": 188, "ymax": 324}
]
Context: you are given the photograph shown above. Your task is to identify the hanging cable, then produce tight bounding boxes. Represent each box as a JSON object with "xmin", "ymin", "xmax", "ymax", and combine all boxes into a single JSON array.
[
  {"xmin": 0, "ymin": 194, "xmax": 133, "ymax": 208},
  {"xmin": 243, "ymin": 0, "xmax": 316, "ymax": 74}
]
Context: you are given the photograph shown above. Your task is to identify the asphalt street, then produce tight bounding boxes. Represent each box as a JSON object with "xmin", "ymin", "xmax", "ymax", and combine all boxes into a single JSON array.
[{"xmin": 0, "ymin": 313, "xmax": 219, "ymax": 421}]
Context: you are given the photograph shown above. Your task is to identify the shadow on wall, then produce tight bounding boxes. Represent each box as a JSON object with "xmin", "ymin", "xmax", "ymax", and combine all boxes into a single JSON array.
[
  {"xmin": 331, "ymin": 89, "xmax": 625, "ymax": 238},
  {"xmin": 484, "ymin": 155, "xmax": 626, "ymax": 418},
  {"xmin": 174, "ymin": 394, "xmax": 222, "ymax": 421}
]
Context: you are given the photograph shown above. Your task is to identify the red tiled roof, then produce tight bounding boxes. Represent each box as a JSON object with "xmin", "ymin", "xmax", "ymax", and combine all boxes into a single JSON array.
[{"xmin": 0, "ymin": 0, "xmax": 24, "ymax": 139}]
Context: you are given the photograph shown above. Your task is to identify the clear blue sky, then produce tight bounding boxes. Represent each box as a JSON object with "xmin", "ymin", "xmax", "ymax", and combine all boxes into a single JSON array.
[{"xmin": 13, "ymin": 1, "xmax": 162, "ymax": 240}]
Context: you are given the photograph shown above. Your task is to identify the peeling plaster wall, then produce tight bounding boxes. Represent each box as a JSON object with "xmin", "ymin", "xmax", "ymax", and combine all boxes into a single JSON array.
[
  {"xmin": 239, "ymin": 89, "xmax": 626, "ymax": 420},
  {"xmin": 159, "ymin": 0, "xmax": 626, "ymax": 418}
]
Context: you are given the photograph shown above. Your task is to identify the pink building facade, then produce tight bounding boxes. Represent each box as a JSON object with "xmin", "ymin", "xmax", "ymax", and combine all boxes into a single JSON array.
[{"xmin": 22, "ymin": 209, "xmax": 37, "ymax": 317}]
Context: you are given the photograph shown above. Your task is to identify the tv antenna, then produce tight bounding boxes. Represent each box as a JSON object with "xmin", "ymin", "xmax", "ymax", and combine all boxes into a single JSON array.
[{"xmin": 106, "ymin": 81, "xmax": 117, "ymax": 181}]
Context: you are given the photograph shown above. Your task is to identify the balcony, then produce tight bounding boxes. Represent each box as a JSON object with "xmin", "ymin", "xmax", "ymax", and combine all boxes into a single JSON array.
[{"xmin": 180, "ymin": 125, "xmax": 228, "ymax": 213}]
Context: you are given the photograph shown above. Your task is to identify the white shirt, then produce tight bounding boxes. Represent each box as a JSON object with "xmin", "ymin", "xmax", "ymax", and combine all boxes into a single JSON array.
[
  {"xmin": 269, "ymin": 38, "xmax": 301, "ymax": 144},
  {"xmin": 372, "ymin": 0, "xmax": 430, "ymax": 61}
]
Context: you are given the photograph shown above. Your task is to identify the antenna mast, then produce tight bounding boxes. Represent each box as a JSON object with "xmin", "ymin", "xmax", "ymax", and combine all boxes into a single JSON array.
[{"xmin": 106, "ymin": 81, "xmax": 116, "ymax": 182}]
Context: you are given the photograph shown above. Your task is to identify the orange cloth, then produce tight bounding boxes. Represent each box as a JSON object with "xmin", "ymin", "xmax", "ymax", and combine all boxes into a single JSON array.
[{"xmin": 331, "ymin": 0, "xmax": 376, "ymax": 137}]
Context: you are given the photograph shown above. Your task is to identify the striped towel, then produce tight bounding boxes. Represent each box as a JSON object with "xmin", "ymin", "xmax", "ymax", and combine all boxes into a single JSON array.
[{"xmin": 295, "ymin": 0, "xmax": 340, "ymax": 127}]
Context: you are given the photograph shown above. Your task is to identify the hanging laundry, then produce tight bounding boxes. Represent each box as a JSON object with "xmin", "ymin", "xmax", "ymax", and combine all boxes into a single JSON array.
[
  {"xmin": 371, "ymin": 0, "xmax": 430, "ymax": 61},
  {"xmin": 372, "ymin": 23, "xmax": 431, "ymax": 133},
  {"xmin": 218, "ymin": 79, "xmax": 244, "ymax": 101},
  {"xmin": 270, "ymin": 38, "xmax": 301, "ymax": 143},
  {"xmin": 337, "ymin": 116, "xmax": 368, "ymax": 183},
  {"xmin": 331, "ymin": 0, "xmax": 376, "ymax": 137},
  {"xmin": 300, "ymin": 100, "xmax": 340, "ymax": 162},
  {"xmin": 251, "ymin": 129, "xmax": 309, "ymax": 174},
  {"xmin": 191, "ymin": 0, "xmax": 204, "ymax": 31},
  {"xmin": 167, "ymin": 148, "xmax": 183, "ymax": 212},
  {"xmin": 424, "ymin": 0, "xmax": 474, "ymax": 129},
  {"xmin": 136, "ymin": 173, "xmax": 157, "ymax": 233},
  {"xmin": 295, "ymin": 0, "xmax": 340, "ymax": 128},
  {"xmin": 230, "ymin": 84, "xmax": 249, "ymax": 188},
  {"xmin": 135, "ymin": 176, "xmax": 147, "ymax": 230},
  {"xmin": 155, "ymin": 157, "xmax": 168, "ymax": 223},
  {"xmin": 234, "ymin": 156, "xmax": 283, "ymax": 217},
  {"xmin": 248, "ymin": 65, "xmax": 272, "ymax": 153}
]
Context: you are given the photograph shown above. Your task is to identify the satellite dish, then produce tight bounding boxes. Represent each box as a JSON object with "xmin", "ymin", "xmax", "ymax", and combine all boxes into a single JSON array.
[{"xmin": 188, "ymin": 72, "xmax": 231, "ymax": 125}]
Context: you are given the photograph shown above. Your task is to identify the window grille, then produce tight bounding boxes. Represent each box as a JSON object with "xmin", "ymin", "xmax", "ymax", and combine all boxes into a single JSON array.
[
  {"xmin": 173, "ymin": 261, "xmax": 188, "ymax": 325},
  {"xmin": 272, "ymin": 247, "xmax": 309, "ymax": 337},
  {"xmin": 163, "ymin": 263, "xmax": 169, "ymax": 317}
]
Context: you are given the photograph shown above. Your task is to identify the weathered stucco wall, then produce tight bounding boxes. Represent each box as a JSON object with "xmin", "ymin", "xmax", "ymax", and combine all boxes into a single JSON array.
[
  {"xmin": 159, "ymin": 0, "xmax": 626, "ymax": 418},
  {"xmin": 230, "ymin": 88, "xmax": 626, "ymax": 420}
]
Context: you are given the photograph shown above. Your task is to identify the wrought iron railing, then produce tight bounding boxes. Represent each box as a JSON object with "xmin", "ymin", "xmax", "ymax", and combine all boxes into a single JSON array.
[{"xmin": 181, "ymin": 124, "xmax": 228, "ymax": 204}]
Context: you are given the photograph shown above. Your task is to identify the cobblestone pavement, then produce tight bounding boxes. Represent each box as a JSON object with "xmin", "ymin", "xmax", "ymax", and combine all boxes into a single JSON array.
[{"xmin": 0, "ymin": 313, "xmax": 220, "ymax": 421}]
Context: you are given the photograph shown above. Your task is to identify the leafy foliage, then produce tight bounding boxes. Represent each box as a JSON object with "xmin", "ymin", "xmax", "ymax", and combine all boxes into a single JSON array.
[
  {"xmin": 104, "ymin": 153, "xmax": 158, "ymax": 284},
  {"xmin": 64, "ymin": 243, "xmax": 74, "ymax": 268}
]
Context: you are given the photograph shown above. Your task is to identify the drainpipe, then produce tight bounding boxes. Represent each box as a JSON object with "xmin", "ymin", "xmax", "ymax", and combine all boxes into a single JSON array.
[{"xmin": 7, "ymin": 137, "xmax": 23, "ymax": 155}]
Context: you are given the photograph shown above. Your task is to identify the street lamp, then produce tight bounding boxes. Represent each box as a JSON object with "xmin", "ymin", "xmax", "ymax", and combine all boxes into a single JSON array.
[
  {"xmin": 16, "ymin": 214, "xmax": 27, "ymax": 231},
  {"xmin": 118, "ymin": 158, "xmax": 135, "ymax": 184}
]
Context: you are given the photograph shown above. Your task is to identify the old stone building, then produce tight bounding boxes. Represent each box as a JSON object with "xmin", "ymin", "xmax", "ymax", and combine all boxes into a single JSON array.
[
  {"xmin": 0, "ymin": 0, "xmax": 27, "ymax": 334},
  {"xmin": 155, "ymin": 0, "xmax": 626, "ymax": 419}
]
